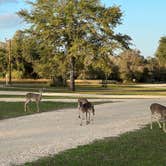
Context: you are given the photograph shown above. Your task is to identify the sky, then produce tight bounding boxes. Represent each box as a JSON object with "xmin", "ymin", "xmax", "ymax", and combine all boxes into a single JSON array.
[{"xmin": 0, "ymin": 0, "xmax": 166, "ymax": 57}]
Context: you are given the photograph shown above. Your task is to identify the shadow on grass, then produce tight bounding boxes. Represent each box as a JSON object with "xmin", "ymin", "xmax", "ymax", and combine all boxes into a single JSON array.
[{"xmin": 23, "ymin": 124, "xmax": 166, "ymax": 166}]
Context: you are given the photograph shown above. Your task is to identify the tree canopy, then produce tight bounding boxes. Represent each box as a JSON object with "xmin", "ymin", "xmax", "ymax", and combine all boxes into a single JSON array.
[
  {"xmin": 18, "ymin": 0, "xmax": 131, "ymax": 90},
  {"xmin": 156, "ymin": 36, "xmax": 166, "ymax": 67}
]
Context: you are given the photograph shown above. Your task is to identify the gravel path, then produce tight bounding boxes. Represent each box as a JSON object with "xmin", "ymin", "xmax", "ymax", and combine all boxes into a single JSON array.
[{"xmin": 0, "ymin": 98, "xmax": 166, "ymax": 166}]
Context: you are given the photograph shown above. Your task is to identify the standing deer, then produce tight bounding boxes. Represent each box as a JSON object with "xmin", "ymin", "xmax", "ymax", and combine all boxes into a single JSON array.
[
  {"xmin": 78, "ymin": 98, "xmax": 89, "ymax": 119},
  {"xmin": 78, "ymin": 98, "xmax": 95, "ymax": 126},
  {"xmin": 150, "ymin": 103, "xmax": 166, "ymax": 132},
  {"xmin": 24, "ymin": 89, "xmax": 43, "ymax": 112}
]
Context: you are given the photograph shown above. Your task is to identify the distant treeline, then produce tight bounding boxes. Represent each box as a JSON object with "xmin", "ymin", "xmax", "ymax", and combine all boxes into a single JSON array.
[{"xmin": 0, "ymin": 31, "xmax": 165, "ymax": 85}]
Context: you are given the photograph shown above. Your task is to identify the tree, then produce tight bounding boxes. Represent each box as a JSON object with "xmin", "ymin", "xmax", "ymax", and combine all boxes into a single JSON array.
[
  {"xmin": 11, "ymin": 30, "xmax": 25, "ymax": 78},
  {"xmin": 0, "ymin": 47, "xmax": 7, "ymax": 77},
  {"xmin": 18, "ymin": 0, "xmax": 131, "ymax": 90},
  {"xmin": 118, "ymin": 49, "xmax": 145, "ymax": 82},
  {"xmin": 156, "ymin": 36, "xmax": 166, "ymax": 67},
  {"xmin": 146, "ymin": 57, "xmax": 166, "ymax": 82},
  {"xmin": 22, "ymin": 35, "xmax": 41, "ymax": 78},
  {"xmin": 11, "ymin": 30, "xmax": 39, "ymax": 78}
]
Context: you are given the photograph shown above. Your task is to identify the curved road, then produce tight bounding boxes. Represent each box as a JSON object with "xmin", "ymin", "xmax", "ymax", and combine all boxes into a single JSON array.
[{"xmin": 0, "ymin": 98, "xmax": 166, "ymax": 165}]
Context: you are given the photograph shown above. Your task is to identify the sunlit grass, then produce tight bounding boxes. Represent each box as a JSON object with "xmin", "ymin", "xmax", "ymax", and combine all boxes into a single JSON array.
[
  {"xmin": 22, "ymin": 124, "xmax": 166, "ymax": 166},
  {"xmin": 0, "ymin": 83, "xmax": 166, "ymax": 95},
  {"xmin": 0, "ymin": 101, "xmax": 77, "ymax": 120},
  {"xmin": 0, "ymin": 101, "xmax": 111, "ymax": 120}
]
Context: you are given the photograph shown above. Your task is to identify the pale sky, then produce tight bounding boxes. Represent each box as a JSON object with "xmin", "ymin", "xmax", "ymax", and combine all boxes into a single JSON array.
[{"xmin": 0, "ymin": 0, "xmax": 166, "ymax": 57}]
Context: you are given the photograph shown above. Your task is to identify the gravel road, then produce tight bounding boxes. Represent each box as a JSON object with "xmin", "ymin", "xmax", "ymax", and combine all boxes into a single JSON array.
[{"xmin": 0, "ymin": 98, "xmax": 165, "ymax": 166}]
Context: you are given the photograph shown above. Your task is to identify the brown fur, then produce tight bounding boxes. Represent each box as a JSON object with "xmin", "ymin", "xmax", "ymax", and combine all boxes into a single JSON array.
[
  {"xmin": 150, "ymin": 103, "xmax": 166, "ymax": 132},
  {"xmin": 24, "ymin": 89, "xmax": 43, "ymax": 112},
  {"xmin": 78, "ymin": 98, "xmax": 95, "ymax": 126}
]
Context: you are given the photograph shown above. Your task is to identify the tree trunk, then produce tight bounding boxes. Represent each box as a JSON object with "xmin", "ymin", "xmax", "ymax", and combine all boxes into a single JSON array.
[
  {"xmin": 50, "ymin": 76, "xmax": 67, "ymax": 87},
  {"xmin": 70, "ymin": 56, "xmax": 75, "ymax": 91}
]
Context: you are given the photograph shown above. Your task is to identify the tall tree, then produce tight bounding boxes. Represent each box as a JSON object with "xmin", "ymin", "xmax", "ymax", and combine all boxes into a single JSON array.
[
  {"xmin": 22, "ymin": 35, "xmax": 41, "ymax": 78},
  {"xmin": 118, "ymin": 49, "xmax": 145, "ymax": 82},
  {"xmin": 18, "ymin": 0, "xmax": 131, "ymax": 90},
  {"xmin": 11, "ymin": 30, "xmax": 25, "ymax": 78},
  {"xmin": 156, "ymin": 36, "xmax": 166, "ymax": 67},
  {"xmin": 11, "ymin": 30, "xmax": 40, "ymax": 78},
  {"xmin": 0, "ymin": 47, "xmax": 7, "ymax": 77}
]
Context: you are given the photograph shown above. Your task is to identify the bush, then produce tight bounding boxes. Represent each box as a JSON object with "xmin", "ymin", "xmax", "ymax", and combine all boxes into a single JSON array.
[{"xmin": 11, "ymin": 70, "xmax": 23, "ymax": 79}]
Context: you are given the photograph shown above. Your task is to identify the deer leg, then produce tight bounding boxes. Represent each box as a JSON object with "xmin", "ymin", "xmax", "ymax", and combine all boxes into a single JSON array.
[
  {"xmin": 88, "ymin": 112, "xmax": 91, "ymax": 124},
  {"xmin": 24, "ymin": 100, "xmax": 30, "ymax": 112},
  {"xmin": 90, "ymin": 107, "xmax": 95, "ymax": 123},
  {"xmin": 154, "ymin": 113, "xmax": 162, "ymax": 129},
  {"xmin": 24, "ymin": 103, "xmax": 27, "ymax": 112},
  {"xmin": 86, "ymin": 111, "xmax": 88, "ymax": 125},
  {"xmin": 150, "ymin": 113, "xmax": 153, "ymax": 129},
  {"xmin": 80, "ymin": 112, "xmax": 84, "ymax": 126},
  {"xmin": 78, "ymin": 106, "xmax": 81, "ymax": 119},
  {"xmin": 163, "ymin": 122, "xmax": 166, "ymax": 132},
  {"xmin": 156, "ymin": 118, "xmax": 162, "ymax": 129},
  {"xmin": 36, "ymin": 101, "xmax": 40, "ymax": 112},
  {"xmin": 86, "ymin": 111, "xmax": 90, "ymax": 125},
  {"xmin": 91, "ymin": 113, "xmax": 94, "ymax": 124}
]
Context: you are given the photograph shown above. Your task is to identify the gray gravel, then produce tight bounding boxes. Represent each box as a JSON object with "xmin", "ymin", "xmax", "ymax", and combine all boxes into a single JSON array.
[{"xmin": 0, "ymin": 98, "xmax": 166, "ymax": 166}]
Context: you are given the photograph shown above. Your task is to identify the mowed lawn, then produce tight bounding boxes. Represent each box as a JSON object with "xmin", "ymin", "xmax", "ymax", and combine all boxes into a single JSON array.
[
  {"xmin": 0, "ymin": 101, "xmax": 111, "ymax": 120},
  {"xmin": 0, "ymin": 83, "xmax": 166, "ymax": 95},
  {"xmin": 0, "ymin": 101, "xmax": 77, "ymax": 120},
  {"xmin": 22, "ymin": 124, "xmax": 166, "ymax": 166}
]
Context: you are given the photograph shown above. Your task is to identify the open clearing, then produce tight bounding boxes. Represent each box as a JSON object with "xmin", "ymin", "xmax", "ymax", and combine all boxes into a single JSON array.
[{"xmin": 0, "ymin": 98, "xmax": 166, "ymax": 166}]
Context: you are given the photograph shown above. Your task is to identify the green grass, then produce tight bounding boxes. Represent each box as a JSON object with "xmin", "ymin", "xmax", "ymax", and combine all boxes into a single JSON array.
[
  {"xmin": 22, "ymin": 125, "xmax": 166, "ymax": 166},
  {"xmin": 0, "ymin": 101, "xmax": 77, "ymax": 120},
  {"xmin": 0, "ymin": 83, "xmax": 166, "ymax": 95},
  {"xmin": 0, "ymin": 95, "xmax": 109, "ymax": 99},
  {"xmin": 0, "ymin": 101, "xmax": 111, "ymax": 120}
]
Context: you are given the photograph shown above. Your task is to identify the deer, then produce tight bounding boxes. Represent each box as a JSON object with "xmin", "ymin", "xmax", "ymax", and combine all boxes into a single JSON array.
[
  {"xmin": 78, "ymin": 98, "xmax": 89, "ymax": 119},
  {"xmin": 150, "ymin": 103, "xmax": 166, "ymax": 132},
  {"xmin": 24, "ymin": 89, "xmax": 43, "ymax": 112},
  {"xmin": 78, "ymin": 98, "xmax": 95, "ymax": 126}
]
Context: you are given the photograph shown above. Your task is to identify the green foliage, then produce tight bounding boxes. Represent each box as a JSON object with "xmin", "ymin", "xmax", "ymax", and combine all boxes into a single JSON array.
[
  {"xmin": 11, "ymin": 70, "xmax": 23, "ymax": 79},
  {"xmin": 118, "ymin": 50, "xmax": 145, "ymax": 82},
  {"xmin": 11, "ymin": 30, "xmax": 39, "ymax": 78},
  {"xmin": 0, "ymin": 47, "xmax": 7, "ymax": 77},
  {"xmin": 156, "ymin": 36, "xmax": 166, "ymax": 66},
  {"xmin": 18, "ymin": 0, "xmax": 131, "ymax": 89},
  {"xmin": 11, "ymin": 31, "xmax": 25, "ymax": 72}
]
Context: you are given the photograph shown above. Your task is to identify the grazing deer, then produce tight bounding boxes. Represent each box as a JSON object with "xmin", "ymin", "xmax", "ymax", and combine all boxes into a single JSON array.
[
  {"xmin": 150, "ymin": 103, "xmax": 166, "ymax": 132},
  {"xmin": 24, "ymin": 89, "xmax": 43, "ymax": 112},
  {"xmin": 78, "ymin": 98, "xmax": 95, "ymax": 126}
]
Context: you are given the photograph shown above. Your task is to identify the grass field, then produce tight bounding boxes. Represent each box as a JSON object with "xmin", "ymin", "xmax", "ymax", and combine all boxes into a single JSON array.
[
  {"xmin": 0, "ymin": 83, "xmax": 166, "ymax": 96},
  {"xmin": 22, "ymin": 124, "xmax": 166, "ymax": 166},
  {"xmin": 0, "ymin": 101, "xmax": 112, "ymax": 120},
  {"xmin": 0, "ymin": 101, "xmax": 77, "ymax": 120},
  {"xmin": 0, "ymin": 95, "xmax": 109, "ymax": 99}
]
